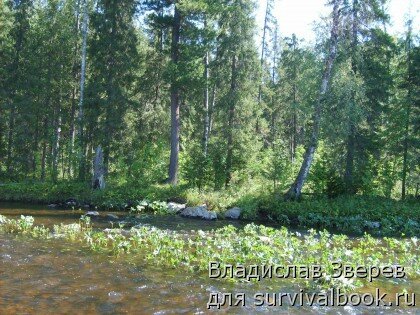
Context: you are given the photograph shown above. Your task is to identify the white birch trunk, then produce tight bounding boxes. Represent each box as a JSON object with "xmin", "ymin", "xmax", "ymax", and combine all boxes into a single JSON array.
[
  {"xmin": 78, "ymin": 0, "xmax": 88, "ymax": 179},
  {"xmin": 92, "ymin": 145, "xmax": 105, "ymax": 189}
]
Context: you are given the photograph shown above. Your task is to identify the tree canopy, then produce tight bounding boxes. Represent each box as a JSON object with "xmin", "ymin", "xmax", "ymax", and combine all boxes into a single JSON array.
[{"xmin": 0, "ymin": 0, "xmax": 418, "ymax": 200}]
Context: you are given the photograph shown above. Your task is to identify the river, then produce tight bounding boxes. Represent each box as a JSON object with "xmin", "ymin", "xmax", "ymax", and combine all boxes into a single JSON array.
[{"xmin": 0, "ymin": 202, "xmax": 418, "ymax": 314}]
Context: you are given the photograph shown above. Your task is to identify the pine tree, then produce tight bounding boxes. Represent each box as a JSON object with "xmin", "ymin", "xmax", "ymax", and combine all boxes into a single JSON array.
[
  {"xmin": 87, "ymin": 0, "xmax": 139, "ymax": 176},
  {"xmin": 0, "ymin": 1, "xmax": 13, "ymax": 171},
  {"xmin": 341, "ymin": 0, "xmax": 390, "ymax": 192},
  {"xmin": 5, "ymin": 0, "xmax": 33, "ymax": 178}
]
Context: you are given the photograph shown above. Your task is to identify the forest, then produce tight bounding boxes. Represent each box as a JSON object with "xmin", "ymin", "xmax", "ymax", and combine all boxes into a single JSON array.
[
  {"xmin": 0, "ymin": 0, "xmax": 419, "ymax": 224},
  {"xmin": 0, "ymin": 0, "xmax": 419, "ymax": 312}
]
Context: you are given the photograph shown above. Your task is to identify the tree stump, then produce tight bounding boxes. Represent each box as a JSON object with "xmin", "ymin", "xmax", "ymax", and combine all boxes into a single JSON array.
[{"xmin": 92, "ymin": 145, "xmax": 105, "ymax": 190}]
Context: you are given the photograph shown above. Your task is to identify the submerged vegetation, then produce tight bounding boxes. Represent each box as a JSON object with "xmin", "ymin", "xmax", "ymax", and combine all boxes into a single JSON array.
[{"xmin": 0, "ymin": 214, "xmax": 418, "ymax": 291}]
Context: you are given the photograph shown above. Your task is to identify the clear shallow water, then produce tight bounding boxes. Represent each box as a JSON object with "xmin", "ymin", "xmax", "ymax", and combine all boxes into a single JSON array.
[
  {"xmin": 0, "ymin": 203, "xmax": 418, "ymax": 314},
  {"xmin": 0, "ymin": 202, "xmax": 255, "ymax": 231}
]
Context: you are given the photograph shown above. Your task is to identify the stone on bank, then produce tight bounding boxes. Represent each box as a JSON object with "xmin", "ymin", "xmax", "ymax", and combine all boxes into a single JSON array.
[
  {"xmin": 167, "ymin": 202, "xmax": 186, "ymax": 214},
  {"xmin": 179, "ymin": 205, "xmax": 217, "ymax": 220},
  {"xmin": 224, "ymin": 207, "xmax": 242, "ymax": 220}
]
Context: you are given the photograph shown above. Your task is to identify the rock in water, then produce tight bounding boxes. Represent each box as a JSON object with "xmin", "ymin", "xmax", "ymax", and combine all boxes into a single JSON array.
[
  {"xmin": 65, "ymin": 198, "xmax": 78, "ymax": 207},
  {"xmin": 106, "ymin": 214, "xmax": 119, "ymax": 220},
  {"xmin": 180, "ymin": 205, "xmax": 217, "ymax": 220},
  {"xmin": 86, "ymin": 211, "xmax": 100, "ymax": 217},
  {"xmin": 92, "ymin": 145, "xmax": 106, "ymax": 190},
  {"xmin": 224, "ymin": 207, "xmax": 242, "ymax": 219}
]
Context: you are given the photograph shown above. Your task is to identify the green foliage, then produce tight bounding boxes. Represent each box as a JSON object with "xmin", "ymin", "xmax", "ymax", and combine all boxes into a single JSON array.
[
  {"xmin": 1, "ymin": 181, "xmax": 418, "ymax": 236},
  {"xmin": 0, "ymin": 182, "xmax": 90, "ymax": 203},
  {"xmin": 182, "ymin": 144, "xmax": 213, "ymax": 190},
  {"xmin": 264, "ymin": 141, "xmax": 295, "ymax": 191},
  {"xmin": 0, "ymin": 214, "xmax": 49, "ymax": 237},
  {"xmin": 260, "ymin": 195, "xmax": 420, "ymax": 236},
  {"xmin": 129, "ymin": 200, "xmax": 169, "ymax": 215},
  {"xmin": 126, "ymin": 142, "xmax": 168, "ymax": 185}
]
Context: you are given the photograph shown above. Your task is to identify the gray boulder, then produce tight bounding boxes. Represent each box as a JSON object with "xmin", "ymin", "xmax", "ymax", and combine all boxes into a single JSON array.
[
  {"xmin": 86, "ymin": 211, "xmax": 100, "ymax": 217},
  {"xmin": 180, "ymin": 205, "xmax": 217, "ymax": 220},
  {"xmin": 106, "ymin": 214, "xmax": 119, "ymax": 220},
  {"xmin": 167, "ymin": 202, "xmax": 186, "ymax": 214},
  {"xmin": 224, "ymin": 207, "xmax": 242, "ymax": 220}
]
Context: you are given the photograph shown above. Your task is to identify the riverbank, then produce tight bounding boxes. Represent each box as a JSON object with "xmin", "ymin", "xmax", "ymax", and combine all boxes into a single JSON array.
[{"xmin": 0, "ymin": 181, "xmax": 419, "ymax": 236}]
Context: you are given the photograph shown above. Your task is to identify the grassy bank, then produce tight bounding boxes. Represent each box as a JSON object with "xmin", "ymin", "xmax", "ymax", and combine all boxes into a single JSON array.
[{"xmin": 0, "ymin": 181, "xmax": 419, "ymax": 236}]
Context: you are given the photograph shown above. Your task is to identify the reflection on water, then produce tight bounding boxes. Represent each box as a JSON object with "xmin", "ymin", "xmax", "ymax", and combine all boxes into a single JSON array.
[{"xmin": 0, "ymin": 203, "xmax": 418, "ymax": 314}]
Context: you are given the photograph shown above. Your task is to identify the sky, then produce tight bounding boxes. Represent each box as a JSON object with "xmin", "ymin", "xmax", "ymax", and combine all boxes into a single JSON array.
[{"xmin": 255, "ymin": 0, "xmax": 420, "ymax": 43}]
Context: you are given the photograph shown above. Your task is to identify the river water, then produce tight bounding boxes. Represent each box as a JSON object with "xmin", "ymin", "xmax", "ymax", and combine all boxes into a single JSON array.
[{"xmin": 0, "ymin": 203, "xmax": 418, "ymax": 314}]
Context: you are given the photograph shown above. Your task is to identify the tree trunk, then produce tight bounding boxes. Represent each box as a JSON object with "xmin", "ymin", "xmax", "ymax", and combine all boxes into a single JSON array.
[
  {"xmin": 6, "ymin": 106, "xmax": 16, "ymax": 174},
  {"xmin": 68, "ymin": 88, "xmax": 76, "ymax": 177},
  {"xmin": 103, "ymin": 104, "xmax": 112, "ymax": 174},
  {"xmin": 6, "ymin": 2, "xmax": 28, "ymax": 176},
  {"xmin": 168, "ymin": 3, "xmax": 181, "ymax": 185},
  {"xmin": 225, "ymin": 54, "xmax": 237, "ymax": 187},
  {"xmin": 78, "ymin": 0, "xmax": 88, "ymax": 180},
  {"xmin": 344, "ymin": 122, "xmax": 355, "ymax": 191},
  {"xmin": 344, "ymin": 0, "xmax": 358, "ymax": 193},
  {"xmin": 32, "ymin": 111, "xmax": 40, "ymax": 178},
  {"xmin": 92, "ymin": 145, "xmax": 106, "ymax": 189},
  {"xmin": 52, "ymin": 103, "xmax": 62, "ymax": 182},
  {"xmin": 209, "ymin": 85, "xmax": 216, "ymax": 135},
  {"xmin": 203, "ymin": 50, "xmax": 210, "ymax": 157},
  {"xmin": 285, "ymin": 0, "xmax": 341, "ymax": 200},
  {"xmin": 402, "ymin": 20, "xmax": 413, "ymax": 200},
  {"xmin": 68, "ymin": 0, "xmax": 81, "ymax": 178},
  {"xmin": 291, "ymin": 35, "xmax": 298, "ymax": 162},
  {"xmin": 258, "ymin": 0, "xmax": 271, "ymax": 104},
  {"xmin": 269, "ymin": 22, "xmax": 280, "ymax": 146},
  {"xmin": 39, "ymin": 117, "xmax": 48, "ymax": 181},
  {"xmin": 158, "ymin": 3, "xmax": 164, "ymax": 52},
  {"xmin": 291, "ymin": 108, "xmax": 297, "ymax": 163},
  {"xmin": 401, "ymin": 100, "xmax": 411, "ymax": 200}
]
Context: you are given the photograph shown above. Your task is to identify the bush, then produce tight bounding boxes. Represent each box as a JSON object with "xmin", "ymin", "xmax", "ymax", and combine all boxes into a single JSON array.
[{"xmin": 260, "ymin": 195, "xmax": 420, "ymax": 236}]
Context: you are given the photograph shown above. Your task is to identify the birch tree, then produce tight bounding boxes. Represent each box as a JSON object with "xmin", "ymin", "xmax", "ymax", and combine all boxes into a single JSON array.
[
  {"xmin": 167, "ymin": 1, "xmax": 181, "ymax": 184},
  {"xmin": 77, "ymin": 0, "xmax": 88, "ymax": 179},
  {"xmin": 285, "ymin": 0, "xmax": 342, "ymax": 200}
]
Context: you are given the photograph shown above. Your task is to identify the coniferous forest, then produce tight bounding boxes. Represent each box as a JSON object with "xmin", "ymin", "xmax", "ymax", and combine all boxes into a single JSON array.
[
  {"xmin": 0, "ymin": 1, "xmax": 419, "ymax": 313},
  {"xmin": 0, "ymin": 0, "xmax": 419, "ymax": 228}
]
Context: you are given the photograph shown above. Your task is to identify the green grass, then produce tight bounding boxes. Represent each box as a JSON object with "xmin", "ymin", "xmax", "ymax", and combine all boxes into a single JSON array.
[
  {"xmin": 257, "ymin": 194, "xmax": 420, "ymax": 236},
  {"xmin": 0, "ymin": 181, "xmax": 418, "ymax": 236}
]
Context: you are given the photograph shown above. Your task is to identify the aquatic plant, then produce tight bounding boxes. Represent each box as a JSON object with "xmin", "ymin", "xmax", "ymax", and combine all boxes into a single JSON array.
[
  {"xmin": 0, "ymin": 215, "xmax": 418, "ymax": 291},
  {"xmin": 0, "ymin": 215, "xmax": 49, "ymax": 238},
  {"xmin": 129, "ymin": 200, "xmax": 170, "ymax": 215}
]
